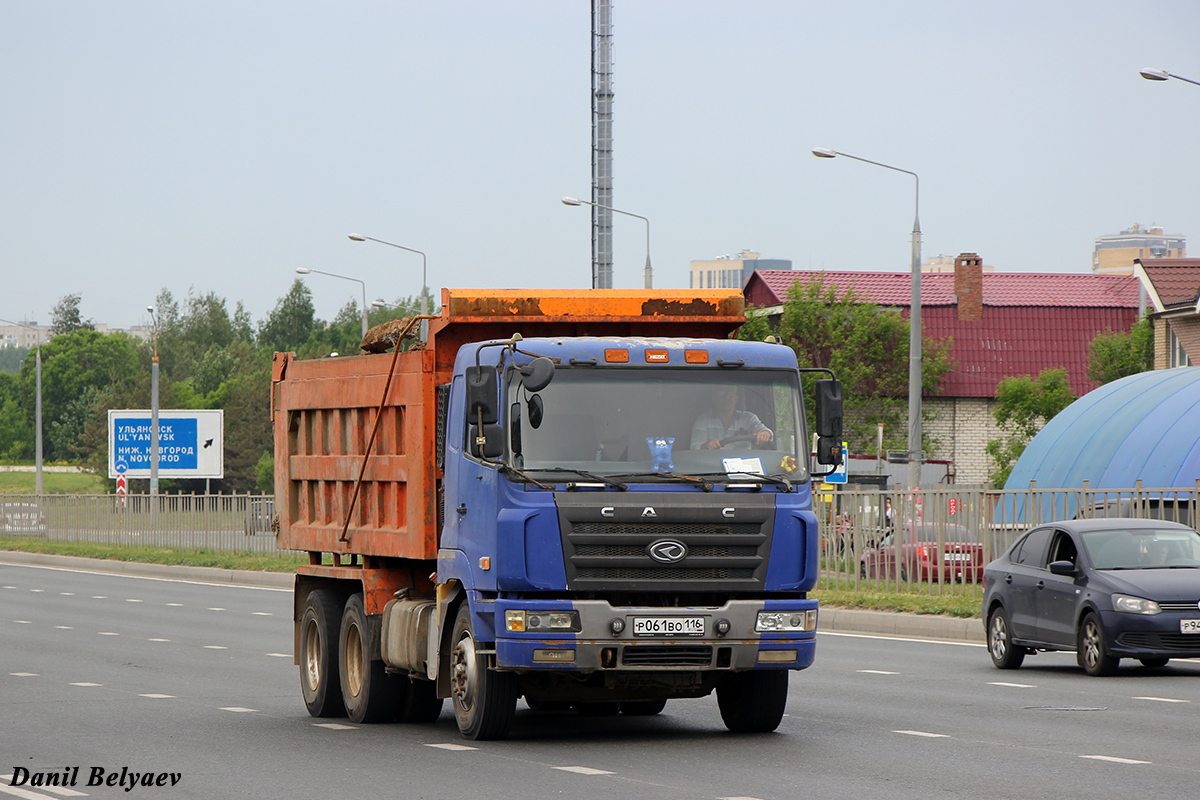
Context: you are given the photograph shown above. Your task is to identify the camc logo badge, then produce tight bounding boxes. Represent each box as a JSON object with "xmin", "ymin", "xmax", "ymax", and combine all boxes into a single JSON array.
[{"xmin": 647, "ymin": 539, "xmax": 688, "ymax": 564}]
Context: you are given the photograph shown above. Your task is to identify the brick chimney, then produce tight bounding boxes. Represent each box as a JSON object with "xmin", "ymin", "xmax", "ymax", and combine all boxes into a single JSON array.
[{"xmin": 954, "ymin": 253, "xmax": 983, "ymax": 321}]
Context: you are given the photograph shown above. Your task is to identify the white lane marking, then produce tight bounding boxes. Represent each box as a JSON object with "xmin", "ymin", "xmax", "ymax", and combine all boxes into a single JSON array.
[
  {"xmin": 30, "ymin": 589, "xmax": 44, "ymax": 593},
  {"xmin": 207, "ymin": 607, "xmax": 225, "ymax": 612},
  {"xmin": 148, "ymin": 638, "xmax": 170, "ymax": 642},
  {"xmin": 9, "ymin": 672, "xmax": 38, "ymax": 677},
  {"xmin": 125, "ymin": 598, "xmax": 142, "ymax": 603},
  {"xmin": 140, "ymin": 693, "xmax": 174, "ymax": 699},
  {"xmin": 252, "ymin": 611, "xmax": 272, "ymax": 616},
  {"xmin": 0, "ymin": 776, "xmax": 89, "ymax": 797},
  {"xmin": 266, "ymin": 653, "xmax": 290, "ymax": 658},
  {"xmin": 54, "ymin": 626, "xmax": 73, "ymax": 630},
  {"xmin": 425, "ymin": 743, "xmax": 478, "ymax": 751},
  {"xmin": 894, "ymin": 730, "xmax": 950, "ymax": 738},
  {"xmin": 1133, "ymin": 696, "xmax": 1190, "ymax": 704},
  {"xmin": 313, "ymin": 723, "xmax": 356, "ymax": 730},
  {"xmin": 220, "ymin": 707, "xmax": 257, "ymax": 713},
  {"xmin": 71, "ymin": 682, "xmax": 102, "ymax": 687},
  {"xmin": 59, "ymin": 592, "xmax": 74, "ymax": 596},
  {"xmin": 720, "ymin": 797, "xmax": 769, "ymax": 800},
  {"xmin": 553, "ymin": 766, "xmax": 614, "ymax": 775},
  {"xmin": 203, "ymin": 645, "xmax": 228, "ymax": 650},
  {"xmin": 0, "ymin": 561, "xmax": 290, "ymax": 592},
  {"xmin": 2, "ymin": 586, "xmax": 15, "ymax": 589},
  {"xmin": 1081, "ymin": 755, "xmax": 1150, "ymax": 765},
  {"xmin": 820, "ymin": 630, "xmax": 986, "ymax": 649},
  {"xmin": 857, "ymin": 669, "xmax": 899, "ymax": 675},
  {"xmin": 989, "ymin": 681, "xmax": 1036, "ymax": 688},
  {"xmin": 97, "ymin": 632, "xmax": 119, "ymax": 636},
  {"xmin": 0, "ymin": 782, "xmax": 78, "ymax": 799},
  {"xmin": 90, "ymin": 596, "xmax": 106, "ymax": 599},
  {"xmin": 14, "ymin": 620, "xmax": 31, "ymax": 624},
  {"xmin": 166, "ymin": 603, "xmax": 183, "ymax": 607}
]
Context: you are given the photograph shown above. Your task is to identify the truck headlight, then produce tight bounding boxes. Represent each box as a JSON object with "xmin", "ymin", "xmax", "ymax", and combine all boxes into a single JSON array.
[
  {"xmin": 755, "ymin": 610, "xmax": 817, "ymax": 632},
  {"xmin": 504, "ymin": 610, "xmax": 581, "ymax": 632},
  {"xmin": 1113, "ymin": 594, "xmax": 1161, "ymax": 615}
]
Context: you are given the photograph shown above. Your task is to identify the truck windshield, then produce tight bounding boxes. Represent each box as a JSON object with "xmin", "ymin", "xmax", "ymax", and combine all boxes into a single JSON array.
[{"xmin": 508, "ymin": 368, "xmax": 807, "ymax": 480}]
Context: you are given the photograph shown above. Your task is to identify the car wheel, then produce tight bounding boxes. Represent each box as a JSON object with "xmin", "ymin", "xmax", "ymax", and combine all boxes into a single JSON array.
[
  {"xmin": 450, "ymin": 603, "xmax": 518, "ymax": 740},
  {"xmin": 859, "ymin": 562, "xmax": 867, "ymax": 579},
  {"xmin": 899, "ymin": 564, "xmax": 908, "ymax": 583},
  {"xmin": 299, "ymin": 589, "xmax": 347, "ymax": 717},
  {"xmin": 1077, "ymin": 613, "xmax": 1118, "ymax": 676},
  {"xmin": 717, "ymin": 670, "xmax": 788, "ymax": 733},
  {"xmin": 340, "ymin": 593, "xmax": 403, "ymax": 723},
  {"xmin": 1138, "ymin": 657, "xmax": 1169, "ymax": 668},
  {"xmin": 988, "ymin": 607, "xmax": 1025, "ymax": 669}
]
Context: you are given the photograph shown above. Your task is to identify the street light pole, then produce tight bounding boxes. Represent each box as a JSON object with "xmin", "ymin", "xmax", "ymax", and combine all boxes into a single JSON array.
[
  {"xmin": 347, "ymin": 235, "xmax": 429, "ymax": 338},
  {"xmin": 295, "ymin": 268, "xmax": 369, "ymax": 338},
  {"xmin": 1139, "ymin": 68, "xmax": 1200, "ymax": 87},
  {"xmin": 1, "ymin": 317, "xmax": 42, "ymax": 495},
  {"xmin": 145, "ymin": 306, "xmax": 160, "ymax": 522},
  {"xmin": 813, "ymin": 147, "xmax": 923, "ymax": 490},
  {"xmin": 562, "ymin": 197, "xmax": 653, "ymax": 288}
]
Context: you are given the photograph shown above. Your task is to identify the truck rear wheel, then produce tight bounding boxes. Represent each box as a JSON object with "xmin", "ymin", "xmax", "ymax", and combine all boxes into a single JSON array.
[
  {"xmin": 450, "ymin": 603, "xmax": 517, "ymax": 740},
  {"xmin": 717, "ymin": 670, "xmax": 789, "ymax": 733},
  {"xmin": 340, "ymin": 593, "xmax": 403, "ymax": 723},
  {"xmin": 299, "ymin": 589, "xmax": 346, "ymax": 717}
]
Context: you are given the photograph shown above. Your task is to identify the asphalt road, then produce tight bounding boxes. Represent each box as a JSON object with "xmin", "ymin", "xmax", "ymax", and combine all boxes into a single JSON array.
[{"xmin": 3, "ymin": 561, "xmax": 1197, "ymax": 800}]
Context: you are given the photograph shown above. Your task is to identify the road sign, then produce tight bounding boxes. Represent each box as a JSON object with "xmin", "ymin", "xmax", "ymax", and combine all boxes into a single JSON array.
[
  {"xmin": 107, "ymin": 409, "xmax": 224, "ymax": 479},
  {"xmin": 826, "ymin": 442, "xmax": 849, "ymax": 484}
]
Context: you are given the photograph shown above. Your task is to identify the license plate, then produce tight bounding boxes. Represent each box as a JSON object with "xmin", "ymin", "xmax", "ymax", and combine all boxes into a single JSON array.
[
  {"xmin": 632, "ymin": 617, "xmax": 704, "ymax": 637},
  {"xmin": 1181, "ymin": 619, "xmax": 1200, "ymax": 634},
  {"xmin": 944, "ymin": 553, "xmax": 971, "ymax": 562}
]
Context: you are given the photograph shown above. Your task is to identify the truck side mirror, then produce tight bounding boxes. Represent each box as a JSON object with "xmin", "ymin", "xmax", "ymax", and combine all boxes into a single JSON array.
[
  {"xmin": 469, "ymin": 423, "xmax": 505, "ymax": 459},
  {"xmin": 815, "ymin": 379, "xmax": 843, "ymax": 438},
  {"xmin": 465, "ymin": 366, "xmax": 498, "ymax": 424},
  {"xmin": 520, "ymin": 357, "xmax": 554, "ymax": 392},
  {"xmin": 817, "ymin": 437, "xmax": 843, "ymax": 466}
]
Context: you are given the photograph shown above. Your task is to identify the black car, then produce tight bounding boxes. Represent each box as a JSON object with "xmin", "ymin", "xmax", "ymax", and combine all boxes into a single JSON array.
[{"xmin": 983, "ymin": 518, "xmax": 1200, "ymax": 676}]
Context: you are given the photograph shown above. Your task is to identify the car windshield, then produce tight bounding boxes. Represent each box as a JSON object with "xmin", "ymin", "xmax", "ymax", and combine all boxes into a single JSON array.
[
  {"xmin": 507, "ymin": 367, "xmax": 807, "ymax": 481},
  {"xmin": 1081, "ymin": 528, "xmax": 1200, "ymax": 569}
]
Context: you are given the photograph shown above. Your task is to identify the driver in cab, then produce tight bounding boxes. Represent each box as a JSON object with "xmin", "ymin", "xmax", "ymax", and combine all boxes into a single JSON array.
[{"xmin": 691, "ymin": 386, "xmax": 773, "ymax": 450}]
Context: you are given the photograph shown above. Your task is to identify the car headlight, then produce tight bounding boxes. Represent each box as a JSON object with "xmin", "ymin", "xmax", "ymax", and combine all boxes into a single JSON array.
[
  {"xmin": 1112, "ymin": 594, "xmax": 1161, "ymax": 615},
  {"xmin": 755, "ymin": 610, "xmax": 817, "ymax": 633},
  {"xmin": 504, "ymin": 610, "xmax": 581, "ymax": 632}
]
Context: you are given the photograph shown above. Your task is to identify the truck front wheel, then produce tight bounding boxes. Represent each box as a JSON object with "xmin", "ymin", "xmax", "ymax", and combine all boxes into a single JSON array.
[
  {"xmin": 450, "ymin": 604, "xmax": 517, "ymax": 740},
  {"xmin": 340, "ymin": 593, "xmax": 402, "ymax": 723},
  {"xmin": 299, "ymin": 589, "xmax": 346, "ymax": 718},
  {"xmin": 716, "ymin": 670, "xmax": 789, "ymax": 733}
]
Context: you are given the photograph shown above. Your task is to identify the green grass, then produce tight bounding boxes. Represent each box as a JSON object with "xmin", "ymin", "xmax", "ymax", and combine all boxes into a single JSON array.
[
  {"xmin": 0, "ymin": 471, "xmax": 108, "ymax": 494},
  {"xmin": 0, "ymin": 537, "xmax": 983, "ymax": 617}
]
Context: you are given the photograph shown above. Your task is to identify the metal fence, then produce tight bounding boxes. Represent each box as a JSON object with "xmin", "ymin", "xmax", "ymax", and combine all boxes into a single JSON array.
[
  {"xmin": 0, "ymin": 493, "xmax": 284, "ymax": 555},
  {"xmin": 815, "ymin": 480, "xmax": 1200, "ymax": 596}
]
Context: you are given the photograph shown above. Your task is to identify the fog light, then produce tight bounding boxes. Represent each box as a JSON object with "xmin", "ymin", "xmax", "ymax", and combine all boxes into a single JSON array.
[
  {"xmin": 758, "ymin": 649, "xmax": 798, "ymax": 663},
  {"xmin": 528, "ymin": 615, "xmax": 542, "ymax": 628},
  {"xmin": 715, "ymin": 618, "xmax": 731, "ymax": 636},
  {"xmin": 610, "ymin": 618, "xmax": 625, "ymax": 635}
]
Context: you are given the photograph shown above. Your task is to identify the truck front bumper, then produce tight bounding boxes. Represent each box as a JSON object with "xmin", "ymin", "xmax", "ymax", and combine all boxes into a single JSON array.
[{"xmin": 493, "ymin": 598, "xmax": 816, "ymax": 672}]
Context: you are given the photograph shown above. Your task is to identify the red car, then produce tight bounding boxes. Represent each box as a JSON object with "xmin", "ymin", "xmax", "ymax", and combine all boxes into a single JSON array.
[{"xmin": 860, "ymin": 523, "xmax": 984, "ymax": 582}]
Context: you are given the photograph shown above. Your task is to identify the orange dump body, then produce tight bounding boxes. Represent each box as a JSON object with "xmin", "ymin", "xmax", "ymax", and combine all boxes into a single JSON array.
[{"xmin": 271, "ymin": 288, "xmax": 745, "ymax": 567}]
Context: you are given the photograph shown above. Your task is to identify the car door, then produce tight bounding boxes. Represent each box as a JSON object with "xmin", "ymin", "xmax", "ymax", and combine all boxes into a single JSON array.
[
  {"xmin": 1005, "ymin": 527, "xmax": 1053, "ymax": 641},
  {"xmin": 1035, "ymin": 529, "xmax": 1083, "ymax": 646}
]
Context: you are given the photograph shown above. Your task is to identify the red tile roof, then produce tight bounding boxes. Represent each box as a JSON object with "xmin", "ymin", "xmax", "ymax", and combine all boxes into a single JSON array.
[
  {"xmin": 743, "ymin": 270, "xmax": 1141, "ymax": 398},
  {"xmin": 1135, "ymin": 258, "xmax": 1200, "ymax": 309}
]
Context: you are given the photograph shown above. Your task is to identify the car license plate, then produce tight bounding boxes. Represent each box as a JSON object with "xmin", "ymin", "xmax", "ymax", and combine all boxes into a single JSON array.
[
  {"xmin": 1181, "ymin": 619, "xmax": 1200, "ymax": 634},
  {"xmin": 632, "ymin": 617, "xmax": 704, "ymax": 637},
  {"xmin": 944, "ymin": 553, "xmax": 970, "ymax": 562}
]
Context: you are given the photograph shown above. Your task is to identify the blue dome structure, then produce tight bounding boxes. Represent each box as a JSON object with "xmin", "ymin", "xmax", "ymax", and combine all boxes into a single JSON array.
[{"xmin": 1001, "ymin": 367, "xmax": 1200, "ymax": 521}]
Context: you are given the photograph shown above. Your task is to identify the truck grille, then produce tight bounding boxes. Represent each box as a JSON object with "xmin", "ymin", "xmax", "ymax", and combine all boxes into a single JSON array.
[
  {"xmin": 555, "ymin": 493, "xmax": 775, "ymax": 592},
  {"xmin": 621, "ymin": 645, "xmax": 714, "ymax": 666}
]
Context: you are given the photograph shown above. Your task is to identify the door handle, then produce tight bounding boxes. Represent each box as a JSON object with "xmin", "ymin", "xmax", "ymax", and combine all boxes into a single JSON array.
[
  {"xmin": 1036, "ymin": 580, "xmax": 1045, "ymax": 590},
  {"xmin": 1005, "ymin": 575, "xmax": 1012, "ymax": 584}
]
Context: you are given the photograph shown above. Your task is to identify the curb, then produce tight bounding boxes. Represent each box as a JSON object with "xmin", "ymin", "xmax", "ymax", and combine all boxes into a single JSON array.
[{"xmin": 0, "ymin": 552, "xmax": 984, "ymax": 642}]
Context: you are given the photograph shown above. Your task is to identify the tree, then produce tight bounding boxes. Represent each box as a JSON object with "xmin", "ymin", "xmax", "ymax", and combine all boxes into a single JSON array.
[
  {"xmin": 984, "ymin": 368, "xmax": 1075, "ymax": 488},
  {"xmin": 50, "ymin": 293, "xmax": 95, "ymax": 336},
  {"xmin": 258, "ymin": 280, "xmax": 317, "ymax": 354},
  {"xmin": 773, "ymin": 276, "xmax": 953, "ymax": 455},
  {"xmin": 1088, "ymin": 317, "xmax": 1153, "ymax": 385},
  {"xmin": 0, "ymin": 346, "xmax": 30, "ymax": 375}
]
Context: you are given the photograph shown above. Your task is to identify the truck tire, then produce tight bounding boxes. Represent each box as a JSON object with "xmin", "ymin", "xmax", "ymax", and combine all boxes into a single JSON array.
[
  {"xmin": 339, "ymin": 593, "xmax": 402, "ymax": 723},
  {"xmin": 716, "ymin": 670, "xmax": 789, "ymax": 733},
  {"xmin": 397, "ymin": 677, "xmax": 444, "ymax": 723},
  {"xmin": 299, "ymin": 589, "xmax": 346, "ymax": 718},
  {"xmin": 450, "ymin": 603, "xmax": 517, "ymax": 740}
]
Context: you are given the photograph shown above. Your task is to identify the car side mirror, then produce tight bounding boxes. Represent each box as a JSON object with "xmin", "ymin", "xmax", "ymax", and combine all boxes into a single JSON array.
[
  {"xmin": 519, "ymin": 357, "xmax": 555, "ymax": 392},
  {"xmin": 1048, "ymin": 560, "xmax": 1077, "ymax": 576}
]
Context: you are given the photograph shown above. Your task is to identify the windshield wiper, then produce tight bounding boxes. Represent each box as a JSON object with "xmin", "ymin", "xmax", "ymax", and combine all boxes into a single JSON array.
[
  {"xmin": 609, "ymin": 472, "xmax": 715, "ymax": 491},
  {"xmin": 498, "ymin": 464, "xmax": 555, "ymax": 490},
  {"xmin": 537, "ymin": 467, "xmax": 628, "ymax": 491},
  {"xmin": 691, "ymin": 471, "xmax": 794, "ymax": 490}
]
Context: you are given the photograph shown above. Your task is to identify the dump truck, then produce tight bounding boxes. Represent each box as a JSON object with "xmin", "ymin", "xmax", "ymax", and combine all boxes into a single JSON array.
[{"xmin": 272, "ymin": 289, "xmax": 843, "ymax": 739}]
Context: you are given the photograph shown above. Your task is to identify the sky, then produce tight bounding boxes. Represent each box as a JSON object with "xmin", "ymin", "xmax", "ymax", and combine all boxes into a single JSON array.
[{"xmin": 3, "ymin": 0, "xmax": 1199, "ymax": 330}]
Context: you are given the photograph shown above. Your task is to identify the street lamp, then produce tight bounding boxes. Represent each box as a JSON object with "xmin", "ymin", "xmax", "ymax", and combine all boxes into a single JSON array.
[
  {"xmin": 813, "ymin": 147, "xmax": 923, "ymax": 490},
  {"xmin": 1139, "ymin": 68, "xmax": 1200, "ymax": 87},
  {"xmin": 0, "ymin": 317, "xmax": 42, "ymax": 495},
  {"xmin": 146, "ymin": 305, "xmax": 160, "ymax": 517},
  {"xmin": 562, "ymin": 197, "xmax": 653, "ymax": 289},
  {"xmin": 348, "ymin": 234, "xmax": 429, "ymax": 338},
  {"xmin": 295, "ymin": 268, "xmax": 369, "ymax": 338}
]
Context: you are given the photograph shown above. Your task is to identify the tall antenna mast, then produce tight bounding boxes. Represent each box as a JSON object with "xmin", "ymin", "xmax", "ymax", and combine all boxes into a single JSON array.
[{"xmin": 591, "ymin": 0, "xmax": 614, "ymax": 289}]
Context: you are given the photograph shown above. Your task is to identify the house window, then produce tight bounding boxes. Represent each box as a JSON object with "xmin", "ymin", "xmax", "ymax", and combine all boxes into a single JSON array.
[{"xmin": 1170, "ymin": 327, "xmax": 1192, "ymax": 368}]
